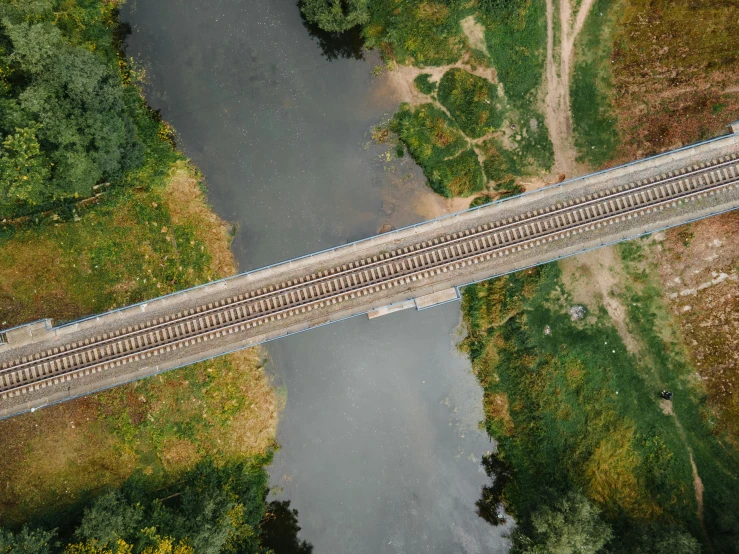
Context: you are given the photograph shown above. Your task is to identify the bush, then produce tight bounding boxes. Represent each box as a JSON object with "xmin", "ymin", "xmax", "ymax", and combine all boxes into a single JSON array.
[
  {"xmin": 0, "ymin": 4, "xmax": 152, "ymax": 219},
  {"xmin": 438, "ymin": 68, "xmax": 502, "ymax": 138},
  {"xmin": 363, "ymin": 0, "xmax": 468, "ymax": 65},
  {"xmin": 390, "ymin": 103, "xmax": 484, "ymax": 197},
  {"xmin": 429, "ymin": 148, "xmax": 485, "ymax": 197},
  {"xmin": 299, "ymin": 0, "xmax": 369, "ymax": 33},
  {"xmin": 390, "ymin": 102, "xmax": 467, "ymax": 163},
  {"xmin": 414, "ymin": 73, "xmax": 437, "ymax": 95},
  {"xmin": 479, "ymin": 137, "xmax": 519, "ymax": 181}
]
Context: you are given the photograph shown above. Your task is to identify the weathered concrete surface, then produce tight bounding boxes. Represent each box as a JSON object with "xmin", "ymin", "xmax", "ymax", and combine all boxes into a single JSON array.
[{"xmin": 2, "ymin": 131, "xmax": 739, "ymax": 418}]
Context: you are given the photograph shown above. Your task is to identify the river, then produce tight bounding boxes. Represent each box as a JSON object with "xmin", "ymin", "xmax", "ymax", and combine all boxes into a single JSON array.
[{"xmin": 122, "ymin": 0, "xmax": 510, "ymax": 551}]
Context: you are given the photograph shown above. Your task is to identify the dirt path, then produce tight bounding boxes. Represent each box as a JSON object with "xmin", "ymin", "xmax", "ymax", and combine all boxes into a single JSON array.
[
  {"xmin": 544, "ymin": 0, "xmax": 596, "ymax": 177},
  {"xmin": 659, "ymin": 399, "xmax": 710, "ymax": 548}
]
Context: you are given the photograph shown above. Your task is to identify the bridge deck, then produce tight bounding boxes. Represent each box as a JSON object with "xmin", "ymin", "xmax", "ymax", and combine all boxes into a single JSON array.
[{"xmin": 2, "ymin": 130, "xmax": 739, "ymax": 418}]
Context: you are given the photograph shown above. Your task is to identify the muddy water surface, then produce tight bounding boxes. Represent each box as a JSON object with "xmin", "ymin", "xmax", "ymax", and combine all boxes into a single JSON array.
[{"xmin": 123, "ymin": 0, "xmax": 510, "ymax": 551}]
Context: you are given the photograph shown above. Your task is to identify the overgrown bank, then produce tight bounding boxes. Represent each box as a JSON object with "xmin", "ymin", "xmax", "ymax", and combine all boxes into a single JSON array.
[
  {"xmin": 461, "ymin": 258, "xmax": 739, "ymax": 552},
  {"xmin": 0, "ymin": 1, "xmax": 292, "ymax": 551},
  {"xmin": 303, "ymin": 0, "xmax": 553, "ymax": 200}
]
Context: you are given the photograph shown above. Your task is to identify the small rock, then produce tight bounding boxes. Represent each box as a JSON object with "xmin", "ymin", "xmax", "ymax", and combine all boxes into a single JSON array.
[
  {"xmin": 382, "ymin": 200, "xmax": 395, "ymax": 216},
  {"xmin": 544, "ymin": 325, "xmax": 552, "ymax": 335},
  {"xmin": 379, "ymin": 223, "xmax": 394, "ymax": 234}
]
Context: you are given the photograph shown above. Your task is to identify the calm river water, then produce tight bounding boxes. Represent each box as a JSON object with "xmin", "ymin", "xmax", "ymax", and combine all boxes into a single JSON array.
[{"xmin": 123, "ymin": 0, "xmax": 510, "ymax": 551}]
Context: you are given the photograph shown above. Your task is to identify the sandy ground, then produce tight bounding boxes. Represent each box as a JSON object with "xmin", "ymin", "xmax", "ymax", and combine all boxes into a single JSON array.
[
  {"xmin": 560, "ymin": 246, "xmax": 639, "ymax": 353},
  {"xmin": 461, "ymin": 16, "xmax": 488, "ymax": 54}
]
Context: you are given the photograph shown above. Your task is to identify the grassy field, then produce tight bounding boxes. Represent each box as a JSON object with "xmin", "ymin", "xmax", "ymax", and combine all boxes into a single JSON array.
[
  {"xmin": 460, "ymin": 246, "xmax": 739, "ymax": 551},
  {"xmin": 610, "ymin": 0, "xmax": 739, "ymax": 161},
  {"xmin": 570, "ymin": 0, "xmax": 620, "ymax": 166},
  {"xmin": 0, "ymin": 160, "xmax": 278, "ymax": 531}
]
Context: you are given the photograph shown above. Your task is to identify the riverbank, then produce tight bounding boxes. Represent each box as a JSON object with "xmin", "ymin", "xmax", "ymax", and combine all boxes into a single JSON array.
[
  {"xmin": 0, "ymin": 1, "xmax": 279, "ymax": 546},
  {"xmin": 299, "ymin": 0, "xmax": 739, "ymax": 550}
]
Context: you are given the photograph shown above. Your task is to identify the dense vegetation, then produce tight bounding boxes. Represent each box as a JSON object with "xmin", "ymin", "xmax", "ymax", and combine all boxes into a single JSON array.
[
  {"xmin": 389, "ymin": 102, "xmax": 484, "ymax": 197},
  {"xmin": 0, "ymin": 1, "xmax": 169, "ymax": 220},
  {"xmin": 0, "ymin": 2, "xmax": 299, "ymax": 552},
  {"xmin": 461, "ymin": 257, "xmax": 739, "ymax": 552},
  {"xmin": 437, "ymin": 68, "xmax": 502, "ymax": 139},
  {"xmin": 0, "ymin": 459, "xmax": 311, "ymax": 553}
]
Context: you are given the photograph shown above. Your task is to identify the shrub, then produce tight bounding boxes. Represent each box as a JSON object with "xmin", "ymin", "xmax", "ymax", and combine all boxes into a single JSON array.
[
  {"xmin": 390, "ymin": 103, "xmax": 484, "ymax": 197},
  {"xmin": 429, "ymin": 148, "xmax": 485, "ymax": 197},
  {"xmin": 438, "ymin": 68, "xmax": 502, "ymax": 138},
  {"xmin": 414, "ymin": 73, "xmax": 437, "ymax": 95}
]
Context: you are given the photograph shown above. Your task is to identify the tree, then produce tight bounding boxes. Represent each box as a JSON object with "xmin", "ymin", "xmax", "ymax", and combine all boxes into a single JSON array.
[
  {"xmin": 72, "ymin": 460, "xmax": 269, "ymax": 554},
  {"xmin": 607, "ymin": 523, "xmax": 701, "ymax": 554},
  {"xmin": 512, "ymin": 492, "xmax": 613, "ymax": 554},
  {"xmin": 0, "ymin": 125, "xmax": 49, "ymax": 210},
  {"xmin": 0, "ymin": 19, "xmax": 143, "ymax": 217},
  {"xmin": 73, "ymin": 491, "xmax": 145, "ymax": 551},
  {"xmin": 299, "ymin": 0, "xmax": 369, "ymax": 33},
  {"xmin": 0, "ymin": 526, "xmax": 56, "ymax": 554}
]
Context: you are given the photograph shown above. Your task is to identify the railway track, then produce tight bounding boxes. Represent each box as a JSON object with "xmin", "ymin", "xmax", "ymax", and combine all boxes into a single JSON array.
[{"xmin": 2, "ymin": 152, "xmax": 739, "ymax": 400}]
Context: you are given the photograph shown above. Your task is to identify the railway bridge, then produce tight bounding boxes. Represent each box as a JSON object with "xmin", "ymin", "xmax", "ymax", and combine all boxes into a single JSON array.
[{"xmin": 2, "ymin": 128, "xmax": 739, "ymax": 418}]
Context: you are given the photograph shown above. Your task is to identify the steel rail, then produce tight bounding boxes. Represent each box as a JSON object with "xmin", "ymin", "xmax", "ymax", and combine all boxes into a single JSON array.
[
  {"xmin": 1, "ymin": 170, "xmax": 737, "ymax": 398},
  {"xmin": 3, "ymin": 154, "xmax": 738, "ymax": 377}
]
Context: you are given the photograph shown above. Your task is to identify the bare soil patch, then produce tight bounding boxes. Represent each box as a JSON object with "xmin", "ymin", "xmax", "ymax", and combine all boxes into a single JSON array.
[
  {"xmin": 560, "ymin": 245, "xmax": 639, "ymax": 353},
  {"xmin": 461, "ymin": 15, "xmax": 488, "ymax": 55}
]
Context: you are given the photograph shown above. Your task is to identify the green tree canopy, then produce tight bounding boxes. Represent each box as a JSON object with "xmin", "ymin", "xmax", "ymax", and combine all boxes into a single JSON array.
[
  {"xmin": 0, "ymin": 526, "xmax": 55, "ymax": 554},
  {"xmin": 512, "ymin": 492, "xmax": 613, "ymax": 554},
  {"xmin": 0, "ymin": 7, "xmax": 144, "ymax": 218},
  {"xmin": 299, "ymin": 0, "xmax": 369, "ymax": 33}
]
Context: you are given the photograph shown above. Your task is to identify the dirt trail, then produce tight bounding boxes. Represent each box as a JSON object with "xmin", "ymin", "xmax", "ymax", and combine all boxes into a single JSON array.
[
  {"xmin": 659, "ymin": 399, "xmax": 710, "ymax": 547},
  {"xmin": 544, "ymin": 0, "xmax": 596, "ymax": 177}
]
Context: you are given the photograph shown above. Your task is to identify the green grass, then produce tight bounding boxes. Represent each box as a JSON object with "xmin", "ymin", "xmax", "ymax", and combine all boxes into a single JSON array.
[
  {"xmin": 571, "ymin": 0, "xmax": 620, "ymax": 166},
  {"xmin": 414, "ymin": 73, "xmax": 437, "ymax": 94},
  {"xmin": 481, "ymin": 0, "xmax": 554, "ymax": 172},
  {"xmin": 363, "ymin": 0, "xmax": 471, "ymax": 65},
  {"xmin": 390, "ymin": 102, "xmax": 484, "ymax": 196},
  {"xmin": 438, "ymin": 68, "xmax": 503, "ymax": 138},
  {"xmin": 483, "ymin": 0, "xmax": 547, "ymax": 107},
  {"xmin": 478, "ymin": 137, "xmax": 520, "ymax": 182},
  {"xmin": 460, "ymin": 259, "xmax": 739, "ymax": 549},
  {"xmin": 617, "ymin": 240, "xmax": 739, "ymax": 552}
]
